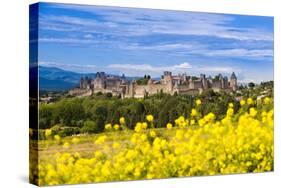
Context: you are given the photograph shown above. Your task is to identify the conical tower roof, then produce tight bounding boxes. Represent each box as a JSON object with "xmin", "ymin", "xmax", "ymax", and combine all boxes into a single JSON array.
[{"xmin": 230, "ymin": 72, "xmax": 237, "ymax": 80}]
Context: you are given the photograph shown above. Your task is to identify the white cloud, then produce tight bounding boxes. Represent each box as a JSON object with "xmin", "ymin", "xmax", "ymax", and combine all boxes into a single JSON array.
[
  {"xmin": 38, "ymin": 35, "xmax": 273, "ymax": 62},
  {"xmin": 40, "ymin": 4, "xmax": 273, "ymax": 41},
  {"xmin": 121, "ymin": 42, "xmax": 203, "ymax": 51},
  {"xmin": 39, "ymin": 37, "xmax": 97, "ymax": 44},
  {"xmin": 120, "ymin": 42, "xmax": 273, "ymax": 59},
  {"xmin": 107, "ymin": 62, "xmax": 192, "ymax": 77},
  {"xmin": 84, "ymin": 34, "xmax": 94, "ymax": 39},
  {"xmin": 174, "ymin": 62, "xmax": 192, "ymax": 69},
  {"xmin": 197, "ymin": 49, "xmax": 273, "ymax": 58},
  {"xmin": 106, "ymin": 62, "xmax": 237, "ymax": 77},
  {"xmin": 197, "ymin": 66, "xmax": 237, "ymax": 73},
  {"xmin": 36, "ymin": 4, "xmax": 274, "ymax": 83},
  {"xmin": 38, "ymin": 4, "xmax": 273, "ymax": 63}
]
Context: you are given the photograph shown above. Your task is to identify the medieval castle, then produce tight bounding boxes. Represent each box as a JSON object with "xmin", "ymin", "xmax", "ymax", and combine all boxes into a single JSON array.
[{"xmin": 69, "ymin": 71, "xmax": 238, "ymax": 98}]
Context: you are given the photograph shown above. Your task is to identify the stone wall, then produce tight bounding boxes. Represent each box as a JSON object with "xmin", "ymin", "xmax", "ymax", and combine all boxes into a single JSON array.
[
  {"xmin": 72, "ymin": 72, "xmax": 238, "ymax": 98},
  {"xmin": 69, "ymin": 88, "xmax": 92, "ymax": 97}
]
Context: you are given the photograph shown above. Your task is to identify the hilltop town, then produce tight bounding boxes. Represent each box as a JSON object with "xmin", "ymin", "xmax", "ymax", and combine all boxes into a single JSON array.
[{"xmin": 69, "ymin": 71, "xmax": 238, "ymax": 98}]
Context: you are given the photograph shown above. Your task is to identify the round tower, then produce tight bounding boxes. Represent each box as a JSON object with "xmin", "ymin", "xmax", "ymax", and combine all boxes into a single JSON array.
[{"xmin": 230, "ymin": 72, "xmax": 238, "ymax": 91}]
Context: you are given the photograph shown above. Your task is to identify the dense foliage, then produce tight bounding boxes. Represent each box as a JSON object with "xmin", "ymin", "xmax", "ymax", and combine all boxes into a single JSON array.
[
  {"xmin": 38, "ymin": 81, "xmax": 273, "ymax": 139},
  {"xmin": 39, "ymin": 90, "xmax": 236, "ymax": 136}
]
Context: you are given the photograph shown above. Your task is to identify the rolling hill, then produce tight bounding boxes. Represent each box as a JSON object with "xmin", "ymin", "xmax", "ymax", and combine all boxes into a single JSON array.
[
  {"xmin": 36, "ymin": 66, "xmax": 141, "ymax": 91},
  {"xmin": 38, "ymin": 66, "xmax": 95, "ymax": 91}
]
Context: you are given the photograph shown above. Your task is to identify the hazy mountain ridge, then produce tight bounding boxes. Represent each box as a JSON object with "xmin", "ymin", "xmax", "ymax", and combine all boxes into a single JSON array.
[
  {"xmin": 38, "ymin": 66, "xmax": 95, "ymax": 91},
  {"xmin": 37, "ymin": 66, "xmax": 139, "ymax": 91}
]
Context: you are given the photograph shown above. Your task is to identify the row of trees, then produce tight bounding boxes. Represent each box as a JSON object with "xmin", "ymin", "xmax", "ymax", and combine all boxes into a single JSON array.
[
  {"xmin": 37, "ymin": 81, "xmax": 273, "ymax": 139},
  {"xmin": 39, "ymin": 89, "xmax": 239, "ymax": 137}
]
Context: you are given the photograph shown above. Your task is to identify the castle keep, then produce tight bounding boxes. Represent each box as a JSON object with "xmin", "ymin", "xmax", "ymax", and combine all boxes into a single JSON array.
[{"xmin": 69, "ymin": 71, "xmax": 238, "ymax": 98}]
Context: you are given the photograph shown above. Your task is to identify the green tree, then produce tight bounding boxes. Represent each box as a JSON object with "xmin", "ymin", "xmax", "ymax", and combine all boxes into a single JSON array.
[
  {"xmin": 248, "ymin": 82, "xmax": 255, "ymax": 88},
  {"xmin": 92, "ymin": 103, "xmax": 108, "ymax": 132},
  {"xmin": 81, "ymin": 120, "xmax": 98, "ymax": 133}
]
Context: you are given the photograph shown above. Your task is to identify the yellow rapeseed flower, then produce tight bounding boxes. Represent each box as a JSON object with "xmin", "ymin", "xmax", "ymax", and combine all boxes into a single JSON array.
[
  {"xmin": 247, "ymin": 98, "xmax": 254, "ymax": 105},
  {"xmin": 112, "ymin": 142, "xmax": 121, "ymax": 149},
  {"xmin": 204, "ymin": 112, "xmax": 216, "ymax": 122},
  {"xmin": 249, "ymin": 108, "xmax": 257, "ymax": 117},
  {"xmin": 105, "ymin": 123, "xmax": 112, "ymax": 130},
  {"xmin": 54, "ymin": 135, "xmax": 61, "ymax": 141},
  {"xmin": 149, "ymin": 130, "xmax": 156, "ymax": 138},
  {"xmin": 142, "ymin": 122, "xmax": 148, "ymax": 129},
  {"xmin": 36, "ymin": 97, "xmax": 274, "ymax": 186},
  {"xmin": 146, "ymin": 115, "xmax": 154, "ymax": 122},
  {"xmin": 134, "ymin": 123, "xmax": 142, "ymax": 132},
  {"xmin": 94, "ymin": 150, "xmax": 103, "ymax": 158},
  {"xmin": 141, "ymin": 134, "xmax": 147, "ymax": 141},
  {"xmin": 240, "ymin": 99, "xmax": 246, "ymax": 106},
  {"xmin": 166, "ymin": 123, "xmax": 173, "ymax": 129},
  {"xmin": 196, "ymin": 99, "xmax": 202, "ymax": 106},
  {"xmin": 264, "ymin": 97, "xmax": 271, "ymax": 105},
  {"xmin": 113, "ymin": 124, "xmax": 120, "ymax": 131},
  {"xmin": 45, "ymin": 129, "xmax": 52, "ymax": 138},
  {"xmin": 226, "ymin": 108, "xmax": 234, "ymax": 117},
  {"xmin": 191, "ymin": 109, "xmax": 197, "ymax": 117},
  {"xmin": 71, "ymin": 137, "xmax": 79, "ymax": 144},
  {"xmin": 63, "ymin": 142, "xmax": 70, "ymax": 149},
  {"xmin": 95, "ymin": 135, "xmax": 107, "ymax": 144},
  {"xmin": 190, "ymin": 119, "xmax": 195, "ymax": 125},
  {"xmin": 198, "ymin": 119, "xmax": 206, "ymax": 126},
  {"xmin": 119, "ymin": 117, "xmax": 126, "ymax": 124}
]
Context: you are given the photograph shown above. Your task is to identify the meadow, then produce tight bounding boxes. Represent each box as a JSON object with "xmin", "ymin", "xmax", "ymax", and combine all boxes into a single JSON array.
[{"xmin": 30, "ymin": 96, "xmax": 274, "ymax": 186}]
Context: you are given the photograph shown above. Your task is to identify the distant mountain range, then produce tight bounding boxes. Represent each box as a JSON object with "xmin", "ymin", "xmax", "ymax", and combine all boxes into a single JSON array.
[
  {"xmin": 32, "ymin": 66, "xmax": 261, "ymax": 91},
  {"xmin": 37, "ymin": 66, "xmax": 95, "ymax": 91},
  {"xmin": 36, "ymin": 66, "xmax": 138, "ymax": 91}
]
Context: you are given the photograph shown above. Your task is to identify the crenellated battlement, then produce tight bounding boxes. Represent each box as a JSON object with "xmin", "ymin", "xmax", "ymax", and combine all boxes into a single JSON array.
[{"xmin": 70, "ymin": 71, "xmax": 238, "ymax": 98}]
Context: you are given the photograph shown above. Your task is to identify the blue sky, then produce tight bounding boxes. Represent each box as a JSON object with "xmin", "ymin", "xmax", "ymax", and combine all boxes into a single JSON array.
[{"xmin": 36, "ymin": 3, "xmax": 274, "ymax": 83}]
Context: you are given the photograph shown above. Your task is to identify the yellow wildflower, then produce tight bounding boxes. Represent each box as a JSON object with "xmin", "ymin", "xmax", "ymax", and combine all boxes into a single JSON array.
[
  {"xmin": 196, "ymin": 99, "xmax": 202, "ymax": 106},
  {"xmin": 240, "ymin": 99, "xmax": 246, "ymax": 106},
  {"xmin": 54, "ymin": 135, "xmax": 61, "ymax": 141},
  {"xmin": 249, "ymin": 108, "xmax": 257, "ymax": 117},
  {"xmin": 71, "ymin": 137, "xmax": 79, "ymax": 144},
  {"xmin": 146, "ymin": 115, "xmax": 154, "ymax": 122},
  {"xmin": 166, "ymin": 123, "xmax": 173, "ymax": 129},
  {"xmin": 45, "ymin": 129, "xmax": 52, "ymax": 138},
  {"xmin": 191, "ymin": 109, "xmax": 197, "ymax": 117},
  {"xmin": 227, "ymin": 108, "xmax": 234, "ymax": 117},
  {"xmin": 149, "ymin": 130, "xmax": 156, "ymax": 138},
  {"xmin": 105, "ymin": 123, "xmax": 112, "ymax": 130},
  {"xmin": 113, "ymin": 124, "xmax": 120, "ymax": 131},
  {"xmin": 119, "ymin": 117, "xmax": 126, "ymax": 124},
  {"xmin": 247, "ymin": 98, "xmax": 254, "ymax": 105}
]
